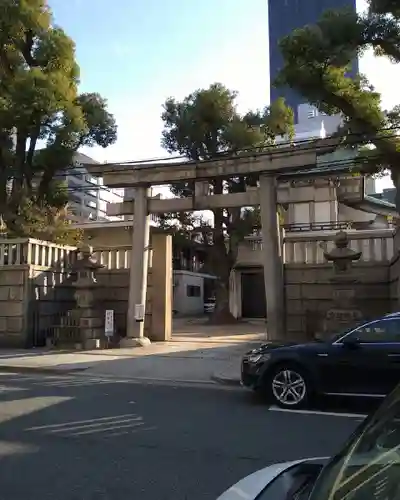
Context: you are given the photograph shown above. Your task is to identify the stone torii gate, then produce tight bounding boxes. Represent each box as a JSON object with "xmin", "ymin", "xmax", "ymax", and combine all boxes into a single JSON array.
[{"xmin": 86, "ymin": 138, "xmax": 338, "ymax": 346}]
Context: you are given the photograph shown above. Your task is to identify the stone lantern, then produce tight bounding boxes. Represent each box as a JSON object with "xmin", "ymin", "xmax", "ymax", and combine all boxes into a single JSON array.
[
  {"xmin": 73, "ymin": 244, "xmax": 105, "ymax": 349},
  {"xmin": 323, "ymin": 231, "xmax": 363, "ymax": 335}
]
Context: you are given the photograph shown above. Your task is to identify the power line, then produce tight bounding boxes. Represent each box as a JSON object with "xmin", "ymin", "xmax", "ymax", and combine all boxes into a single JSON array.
[
  {"xmin": 5, "ymin": 126, "xmax": 399, "ymax": 200},
  {"xmin": 28, "ymin": 124, "xmax": 400, "ymax": 178},
  {"xmin": 6, "ymin": 123, "xmax": 400, "ymax": 175},
  {"xmin": 42, "ymin": 151, "xmax": 391, "ymax": 198}
]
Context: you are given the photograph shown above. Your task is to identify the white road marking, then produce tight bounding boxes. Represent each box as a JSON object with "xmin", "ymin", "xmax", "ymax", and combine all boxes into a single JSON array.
[{"xmin": 268, "ymin": 406, "xmax": 367, "ymax": 419}]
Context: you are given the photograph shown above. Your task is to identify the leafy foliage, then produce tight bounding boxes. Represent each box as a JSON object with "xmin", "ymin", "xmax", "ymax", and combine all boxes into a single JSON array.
[
  {"xmin": 160, "ymin": 83, "xmax": 294, "ymax": 321},
  {"xmin": 0, "ymin": 0, "xmax": 117, "ymax": 241},
  {"xmin": 276, "ymin": 0, "xmax": 400, "ymax": 208}
]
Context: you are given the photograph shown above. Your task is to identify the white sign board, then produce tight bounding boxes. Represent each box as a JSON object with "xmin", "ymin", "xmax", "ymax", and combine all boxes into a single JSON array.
[
  {"xmin": 134, "ymin": 304, "xmax": 145, "ymax": 322},
  {"xmin": 104, "ymin": 310, "xmax": 114, "ymax": 336}
]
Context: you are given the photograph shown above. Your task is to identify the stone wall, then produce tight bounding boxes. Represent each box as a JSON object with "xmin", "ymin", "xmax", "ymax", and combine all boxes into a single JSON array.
[
  {"xmin": 285, "ymin": 262, "xmax": 391, "ymax": 341},
  {"xmin": 0, "ymin": 266, "xmax": 29, "ymax": 347},
  {"xmin": 95, "ymin": 269, "xmax": 152, "ymax": 338},
  {"xmin": 93, "ymin": 232, "xmax": 172, "ymax": 342},
  {"xmin": 389, "ymin": 229, "xmax": 400, "ymax": 310},
  {"xmin": 0, "ymin": 234, "xmax": 172, "ymax": 348}
]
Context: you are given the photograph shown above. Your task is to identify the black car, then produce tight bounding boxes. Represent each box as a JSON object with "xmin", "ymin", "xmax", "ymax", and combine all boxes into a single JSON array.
[{"xmin": 241, "ymin": 312, "xmax": 400, "ymax": 409}]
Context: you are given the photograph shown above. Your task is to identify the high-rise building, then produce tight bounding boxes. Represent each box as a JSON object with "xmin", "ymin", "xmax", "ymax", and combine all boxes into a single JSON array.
[
  {"xmin": 60, "ymin": 153, "xmax": 124, "ymax": 222},
  {"xmin": 268, "ymin": 0, "xmax": 358, "ymax": 123}
]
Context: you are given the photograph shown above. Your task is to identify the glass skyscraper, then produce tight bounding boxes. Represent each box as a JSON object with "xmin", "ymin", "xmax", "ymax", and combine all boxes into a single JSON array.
[{"xmin": 268, "ymin": 0, "xmax": 358, "ymax": 122}]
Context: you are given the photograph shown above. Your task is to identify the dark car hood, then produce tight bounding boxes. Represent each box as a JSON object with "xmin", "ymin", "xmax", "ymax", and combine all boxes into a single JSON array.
[{"xmin": 246, "ymin": 340, "xmax": 319, "ymax": 355}]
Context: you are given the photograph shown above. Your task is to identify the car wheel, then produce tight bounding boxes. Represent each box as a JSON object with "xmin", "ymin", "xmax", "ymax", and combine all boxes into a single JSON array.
[{"xmin": 267, "ymin": 364, "xmax": 310, "ymax": 409}]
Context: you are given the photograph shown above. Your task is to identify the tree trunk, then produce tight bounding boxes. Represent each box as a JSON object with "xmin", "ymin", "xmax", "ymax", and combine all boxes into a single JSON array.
[
  {"xmin": 208, "ymin": 275, "xmax": 238, "ymax": 324},
  {"xmin": 207, "ymin": 179, "xmax": 239, "ymax": 325}
]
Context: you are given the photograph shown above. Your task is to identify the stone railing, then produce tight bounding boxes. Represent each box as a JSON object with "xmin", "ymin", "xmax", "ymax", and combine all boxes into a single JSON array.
[
  {"xmin": 0, "ymin": 239, "xmax": 154, "ymax": 270},
  {"xmin": 285, "ymin": 229, "xmax": 394, "ymax": 264},
  {"xmin": 0, "ymin": 238, "xmax": 77, "ymax": 267},
  {"xmin": 93, "ymin": 246, "xmax": 131, "ymax": 269},
  {"xmin": 236, "ymin": 229, "xmax": 395, "ymax": 265},
  {"xmin": 93, "ymin": 246, "xmax": 153, "ymax": 269}
]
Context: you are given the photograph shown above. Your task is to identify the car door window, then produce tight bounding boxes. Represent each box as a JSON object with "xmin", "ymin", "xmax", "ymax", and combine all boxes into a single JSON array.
[
  {"xmin": 309, "ymin": 384, "xmax": 400, "ymax": 500},
  {"xmin": 350, "ymin": 319, "xmax": 400, "ymax": 344}
]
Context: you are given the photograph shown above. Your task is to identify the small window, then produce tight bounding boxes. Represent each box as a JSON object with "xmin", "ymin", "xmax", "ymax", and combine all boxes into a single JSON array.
[
  {"xmin": 86, "ymin": 175, "xmax": 98, "ymax": 185},
  {"xmin": 307, "ymin": 108, "xmax": 316, "ymax": 118},
  {"xmin": 86, "ymin": 200, "xmax": 97, "ymax": 209},
  {"xmin": 187, "ymin": 285, "xmax": 201, "ymax": 297},
  {"xmin": 350, "ymin": 318, "xmax": 400, "ymax": 343}
]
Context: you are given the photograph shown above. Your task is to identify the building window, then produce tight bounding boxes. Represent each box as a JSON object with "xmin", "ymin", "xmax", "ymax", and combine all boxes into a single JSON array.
[
  {"xmin": 86, "ymin": 200, "xmax": 97, "ymax": 209},
  {"xmin": 307, "ymin": 108, "xmax": 317, "ymax": 118},
  {"xmin": 85, "ymin": 175, "xmax": 98, "ymax": 185},
  {"xmin": 187, "ymin": 285, "xmax": 201, "ymax": 297}
]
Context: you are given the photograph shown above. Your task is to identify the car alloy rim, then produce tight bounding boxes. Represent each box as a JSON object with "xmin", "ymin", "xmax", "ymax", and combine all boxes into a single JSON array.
[{"xmin": 272, "ymin": 369, "xmax": 306, "ymax": 406}]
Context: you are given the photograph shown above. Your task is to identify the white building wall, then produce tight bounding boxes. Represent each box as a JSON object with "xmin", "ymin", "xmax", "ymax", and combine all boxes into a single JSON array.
[
  {"xmin": 277, "ymin": 103, "xmax": 342, "ymax": 144},
  {"xmin": 173, "ymin": 271, "xmax": 205, "ymax": 315},
  {"xmin": 67, "ymin": 153, "xmax": 124, "ymax": 222}
]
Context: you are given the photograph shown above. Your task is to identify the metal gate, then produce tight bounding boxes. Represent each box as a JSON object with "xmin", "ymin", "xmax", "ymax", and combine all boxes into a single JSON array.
[{"xmin": 27, "ymin": 270, "xmax": 76, "ymax": 348}]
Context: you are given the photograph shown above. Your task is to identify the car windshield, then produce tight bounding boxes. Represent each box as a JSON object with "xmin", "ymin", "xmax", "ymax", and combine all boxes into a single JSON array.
[{"xmin": 309, "ymin": 384, "xmax": 400, "ymax": 500}]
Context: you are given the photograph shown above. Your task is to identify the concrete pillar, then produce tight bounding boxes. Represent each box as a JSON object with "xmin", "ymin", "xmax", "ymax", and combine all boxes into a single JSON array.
[
  {"xmin": 150, "ymin": 233, "xmax": 172, "ymax": 341},
  {"xmin": 259, "ymin": 174, "xmax": 285, "ymax": 339},
  {"xmin": 122, "ymin": 186, "xmax": 151, "ymax": 346}
]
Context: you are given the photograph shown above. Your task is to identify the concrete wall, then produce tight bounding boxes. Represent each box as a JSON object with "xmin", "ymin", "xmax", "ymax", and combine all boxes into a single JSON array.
[
  {"xmin": 285, "ymin": 262, "xmax": 391, "ymax": 341},
  {"xmin": 83, "ymin": 225, "xmax": 132, "ymax": 247},
  {"xmin": 338, "ymin": 204, "xmax": 378, "ymax": 225}
]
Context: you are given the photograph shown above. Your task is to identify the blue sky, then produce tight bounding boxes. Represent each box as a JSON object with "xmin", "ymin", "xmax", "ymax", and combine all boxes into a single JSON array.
[{"xmin": 48, "ymin": 0, "xmax": 399, "ymax": 191}]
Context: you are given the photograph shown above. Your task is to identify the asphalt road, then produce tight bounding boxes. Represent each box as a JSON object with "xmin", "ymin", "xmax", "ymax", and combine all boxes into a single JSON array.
[{"xmin": 0, "ymin": 373, "xmax": 364, "ymax": 500}]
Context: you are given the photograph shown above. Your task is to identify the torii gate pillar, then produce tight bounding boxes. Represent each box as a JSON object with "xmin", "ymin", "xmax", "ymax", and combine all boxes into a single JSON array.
[
  {"xmin": 259, "ymin": 175, "xmax": 285, "ymax": 339},
  {"xmin": 121, "ymin": 186, "xmax": 152, "ymax": 346}
]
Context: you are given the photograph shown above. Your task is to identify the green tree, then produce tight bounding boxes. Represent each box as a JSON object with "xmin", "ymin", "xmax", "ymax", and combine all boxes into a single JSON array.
[
  {"xmin": 161, "ymin": 83, "xmax": 293, "ymax": 322},
  {"xmin": 276, "ymin": 0, "xmax": 400, "ymax": 210},
  {"xmin": 0, "ymin": 0, "xmax": 117, "ymax": 242}
]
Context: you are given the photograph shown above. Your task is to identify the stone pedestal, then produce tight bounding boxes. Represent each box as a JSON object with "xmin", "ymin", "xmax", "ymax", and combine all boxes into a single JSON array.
[
  {"xmin": 323, "ymin": 231, "xmax": 363, "ymax": 336},
  {"xmin": 120, "ymin": 336, "xmax": 151, "ymax": 347},
  {"xmin": 324, "ymin": 287, "xmax": 362, "ymax": 335}
]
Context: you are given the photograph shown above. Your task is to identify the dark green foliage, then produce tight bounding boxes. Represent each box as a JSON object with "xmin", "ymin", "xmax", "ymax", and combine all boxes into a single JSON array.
[
  {"xmin": 0, "ymin": 0, "xmax": 117, "ymax": 242},
  {"xmin": 160, "ymin": 83, "xmax": 294, "ymax": 321},
  {"xmin": 276, "ymin": 0, "xmax": 400, "ymax": 208}
]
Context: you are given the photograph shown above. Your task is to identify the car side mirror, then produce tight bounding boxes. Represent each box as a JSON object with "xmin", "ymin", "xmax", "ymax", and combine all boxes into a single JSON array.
[{"xmin": 342, "ymin": 337, "xmax": 360, "ymax": 349}]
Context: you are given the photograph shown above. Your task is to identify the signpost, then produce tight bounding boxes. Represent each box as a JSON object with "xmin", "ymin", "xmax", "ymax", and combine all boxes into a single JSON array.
[
  {"xmin": 134, "ymin": 304, "xmax": 145, "ymax": 322},
  {"xmin": 105, "ymin": 310, "xmax": 114, "ymax": 337}
]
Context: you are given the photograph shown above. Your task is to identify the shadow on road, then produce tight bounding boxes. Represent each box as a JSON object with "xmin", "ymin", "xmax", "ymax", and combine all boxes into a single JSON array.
[{"xmin": 0, "ymin": 371, "xmax": 361, "ymax": 500}]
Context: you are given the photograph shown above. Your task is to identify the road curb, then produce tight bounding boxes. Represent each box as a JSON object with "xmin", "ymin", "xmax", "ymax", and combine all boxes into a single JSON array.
[
  {"xmin": 89, "ymin": 373, "xmax": 219, "ymax": 385},
  {"xmin": 0, "ymin": 365, "xmax": 89, "ymax": 375},
  {"xmin": 210, "ymin": 373, "xmax": 241, "ymax": 387}
]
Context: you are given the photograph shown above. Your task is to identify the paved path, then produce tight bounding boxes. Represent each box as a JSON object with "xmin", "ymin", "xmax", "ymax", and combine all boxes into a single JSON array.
[
  {"xmin": 0, "ymin": 335, "xmax": 258, "ymax": 384},
  {"xmin": 0, "ymin": 372, "xmax": 360, "ymax": 499},
  {"xmin": 0, "ymin": 319, "xmax": 264, "ymax": 384}
]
